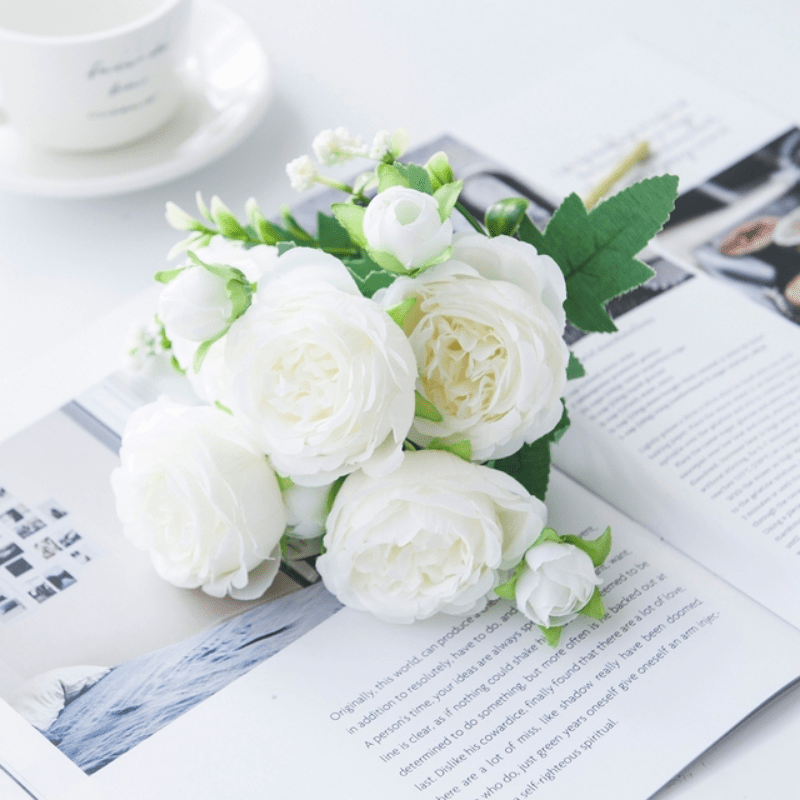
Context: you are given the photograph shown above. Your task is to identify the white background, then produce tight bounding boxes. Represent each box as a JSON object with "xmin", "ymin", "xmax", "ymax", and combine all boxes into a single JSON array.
[{"xmin": 2, "ymin": 1, "xmax": 800, "ymax": 797}]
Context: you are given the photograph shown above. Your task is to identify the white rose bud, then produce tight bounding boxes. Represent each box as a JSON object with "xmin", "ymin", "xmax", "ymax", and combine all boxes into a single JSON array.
[
  {"xmin": 283, "ymin": 482, "xmax": 332, "ymax": 539},
  {"xmin": 224, "ymin": 247, "xmax": 417, "ymax": 486},
  {"xmin": 379, "ymin": 235, "xmax": 569, "ymax": 460},
  {"xmin": 111, "ymin": 400, "xmax": 286, "ymax": 600},
  {"xmin": 158, "ymin": 266, "xmax": 233, "ymax": 343},
  {"xmin": 317, "ymin": 450, "xmax": 547, "ymax": 623},
  {"xmin": 192, "ymin": 237, "xmax": 278, "ymax": 284},
  {"xmin": 514, "ymin": 542, "xmax": 601, "ymax": 629},
  {"xmin": 363, "ymin": 186, "xmax": 453, "ymax": 270}
]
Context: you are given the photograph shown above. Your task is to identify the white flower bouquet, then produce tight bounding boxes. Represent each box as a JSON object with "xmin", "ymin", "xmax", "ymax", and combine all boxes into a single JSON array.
[{"xmin": 116, "ymin": 128, "xmax": 677, "ymax": 646}]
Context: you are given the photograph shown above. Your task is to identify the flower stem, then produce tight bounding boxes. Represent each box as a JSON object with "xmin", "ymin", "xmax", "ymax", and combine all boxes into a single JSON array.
[
  {"xmin": 456, "ymin": 201, "xmax": 485, "ymax": 234},
  {"xmin": 317, "ymin": 175, "xmax": 355, "ymax": 195}
]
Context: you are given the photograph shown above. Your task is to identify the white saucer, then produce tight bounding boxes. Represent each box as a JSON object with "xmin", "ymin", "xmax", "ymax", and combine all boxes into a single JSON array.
[{"xmin": 0, "ymin": 0, "xmax": 273, "ymax": 198}]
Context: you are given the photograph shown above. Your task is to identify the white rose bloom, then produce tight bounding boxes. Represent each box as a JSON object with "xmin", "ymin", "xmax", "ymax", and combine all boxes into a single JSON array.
[
  {"xmin": 379, "ymin": 236, "xmax": 569, "ymax": 460},
  {"xmin": 158, "ymin": 266, "xmax": 233, "ymax": 343},
  {"xmin": 317, "ymin": 450, "xmax": 547, "ymax": 623},
  {"xmin": 224, "ymin": 248, "xmax": 417, "ymax": 486},
  {"xmin": 363, "ymin": 186, "xmax": 453, "ymax": 270},
  {"xmin": 111, "ymin": 400, "xmax": 286, "ymax": 600},
  {"xmin": 515, "ymin": 542, "xmax": 601, "ymax": 628}
]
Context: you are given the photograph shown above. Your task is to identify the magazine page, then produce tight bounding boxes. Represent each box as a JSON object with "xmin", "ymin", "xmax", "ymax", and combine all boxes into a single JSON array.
[
  {"xmin": 52, "ymin": 469, "xmax": 800, "ymax": 800},
  {"xmin": 554, "ymin": 255, "xmax": 800, "ymax": 627},
  {"xmin": 0, "ymin": 404, "xmax": 330, "ymax": 800}
]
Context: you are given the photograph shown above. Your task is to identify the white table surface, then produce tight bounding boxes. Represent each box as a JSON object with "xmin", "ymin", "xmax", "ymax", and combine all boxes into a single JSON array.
[{"xmin": 2, "ymin": 1, "xmax": 800, "ymax": 797}]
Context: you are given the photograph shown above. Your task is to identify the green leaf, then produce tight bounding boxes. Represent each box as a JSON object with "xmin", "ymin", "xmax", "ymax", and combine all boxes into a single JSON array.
[
  {"xmin": 317, "ymin": 212, "xmax": 358, "ymax": 254},
  {"xmin": 394, "ymin": 163, "xmax": 433, "ymax": 194},
  {"xmin": 343, "ymin": 254, "xmax": 396, "ymax": 298},
  {"xmin": 386, "ymin": 296, "xmax": 417, "ymax": 328},
  {"xmin": 562, "ymin": 526, "xmax": 612, "ymax": 568},
  {"xmin": 578, "ymin": 587, "xmax": 606, "ymax": 620},
  {"xmin": 331, "ymin": 203, "xmax": 368, "ymax": 248},
  {"xmin": 425, "ymin": 151, "xmax": 455, "ymax": 191},
  {"xmin": 567, "ymin": 351, "xmax": 586, "ymax": 380},
  {"xmin": 434, "ymin": 180, "xmax": 463, "ymax": 223},
  {"xmin": 414, "ymin": 391, "xmax": 443, "ymax": 422},
  {"xmin": 538, "ymin": 175, "xmax": 678, "ymax": 333},
  {"xmin": 485, "ymin": 197, "xmax": 530, "ymax": 237},
  {"xmin": 277, "ymin": 241, "xmax": 298, "ymax": 256},
  {"xmin": 280, "ymin": 204, "xmax": 318, "ymax": 246},
  {"xmin": 516, "ymin": 213, "xmax": 547, "ymax": 252},
  {"xmin": 154, "ymin": 267, "xmax": 186, "ymax": 284},
  {"xmin": 490, "ymin": 406, "xmax": 569, "ymax": 501},
  {"xmin": 427, "ymin": 439, "xmax": 472, "ymax": 462},
  {"xmin": 377, "ymin": 163, "xmax": 409, "ymax": 192},
  {"xmin": 541, "ymin": 625, "xmax": 563, "ymax": 647}
]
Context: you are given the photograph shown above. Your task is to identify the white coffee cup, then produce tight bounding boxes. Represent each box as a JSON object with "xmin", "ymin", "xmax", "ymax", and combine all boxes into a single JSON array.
[{"xmin": 0, "ymin": 0, "xmax": 192, "ymax": 152}]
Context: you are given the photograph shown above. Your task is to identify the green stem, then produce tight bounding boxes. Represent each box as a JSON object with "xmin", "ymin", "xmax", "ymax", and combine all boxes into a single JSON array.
[
  {"xmin": 316, "ymin": 175, "xmax": 355, "ymax": 195},
  {"xmin": 455, "ymin": 201, "xmax": 485, "ymax": 234}
]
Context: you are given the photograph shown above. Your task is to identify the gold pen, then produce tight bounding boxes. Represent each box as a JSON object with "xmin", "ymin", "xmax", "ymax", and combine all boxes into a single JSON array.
[{"xmin": 583, "ymin": 140, "xmax": 651, "ymax": 210}]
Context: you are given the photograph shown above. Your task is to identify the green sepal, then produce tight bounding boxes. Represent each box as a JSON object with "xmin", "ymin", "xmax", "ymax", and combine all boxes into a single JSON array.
[
  {"xmin": 425, "ymin": 151, "xmax": 455, "ymax": 191},
  {"xmin": 185, "ymin": 251, "xmax": 252, "ymax": 324},
  {"xmin": 532, "ymin": 527, "xmax": 565, "ymax": 547},
  {"xmin": 494, "ymin": 558, "xmax": 528, "ymax": 601},
  {"xmin": 247, "ymin": 201, "xmax": 285, "ymax": 245},
  {"xmin": 324, "ymin": 476, "xmax": 347, "ymax": 517},
  {"xmin": 275, "ymin": 473, "xmax": 294, "ymax": 492},
  {"xmin": 578, "ymin": 587, "xmax": 606, "ymax": 620},
  {"xmin": 485, "ymin": 197, "xmax": 530, "ymax": 238},
  {"xmin": 394, "ymin": 163, "xmax": 433, "ymax": 194},
  {"xmin": 540, "ymin": 625, "xmax": 563, "ymax": 647},
  {"xmin": 537, "ymin": 176, "xmax": 678, "ymax": 333},
  {"xmin": 214, "ymin": 401, "xmax": 233, "ymax": 415},
  {"xmin": 567, "ymin": 351, "xmax": 586, "ymax": 380},
  {"xmin": 343, "ymin": 254, "xmax": 396, "ymax": 298},
  {"xmin": 154, "ymin": 267, "xmax": 186, "ymax": 284},
  {"xmin": 434, "ymin": 180, "xmax": 463, "ymax": 223},
  {"xmin": 414, "ymin": 391, "xmax": 443, "ymax": 422},
  {"xmin": 386, "ymin": 296, "xmax": 417, "ymax": 328},
  {"xmin": 193, "ymin": 328, "xmax": 227, "ymax": 372},
  {"xmin": 427, "ymin": 438, "xmax": 472, "ymax": 462},
  {"xmin": 376, "ymin": 163, "xmax": 409, "ymax": 192},
  {"xmin": 562, "ymin": 526, "xmax": 612, "ymax": 568},
  {"xmin": 211, "ymin": 197, "xmax": 249, "ymax": 241},
  {"xmin": 414, "ymin": 244, "xmax": 453, "ymax": 274},
  {"xmin": 279, "ymin": 535, "xmax": 289, "ymax": 560},
  {"xmin": 367, "ymin": 248, "xmax": 412, "ymax": 275},
  {"xmin": 170, "ymin": 355, "xmax": 186, "ymax": 376},
  {"xmin": 280, "ymin": 204, "xmax": 317, "ymax": 246},
  {"xmin": 317, "ymin": 212, "xmax": 359, "ymax": 256},
  {"xmin": 331, "ymin": 203, "xmax": 368, "ymax": 248}
]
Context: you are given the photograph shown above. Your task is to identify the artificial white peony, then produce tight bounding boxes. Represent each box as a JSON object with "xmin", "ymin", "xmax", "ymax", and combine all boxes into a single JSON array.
[
  {"xmin": 514, "ymin": 542, "xmax": 601, "ymax": 628},
  {"xmin": 224, "ymin": 247, "xmax": 417, "ymax": 486},
  {"xmin": 363, "ymin": 186, "xmax": 452, "ymax": 270},
  {"xmin": 379, "ymin": 234, "xmax": 569, "ymax": 460},
  {"xmin": 316, "ymin": 450, "xmax": 547, "ymax": 623},
  {"xmin": 111, "ymin": 399, "xmax": 286, "ymax": 600}
]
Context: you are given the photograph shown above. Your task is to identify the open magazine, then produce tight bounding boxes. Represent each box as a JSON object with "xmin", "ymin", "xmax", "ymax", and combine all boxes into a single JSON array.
[{"xmin": 2, "ymin": 130, "xmax": 800, "ymax": 800}]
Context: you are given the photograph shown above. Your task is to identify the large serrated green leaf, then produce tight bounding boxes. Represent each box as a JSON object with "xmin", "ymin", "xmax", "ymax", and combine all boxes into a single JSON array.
[
  {"xmin": 343, "ymin": 254, "xmax": 396, "ymax": 298},
  {"xmin": 538, "ymin": 175, "xmax": 678, "ymax": 333},
  {"xmin": 317, "ymin": 212, "xmax": 359, "ymax": 255},
  {"xmin": 394, "ymin": 163, "xmax": 433, "ymax": 194}
]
